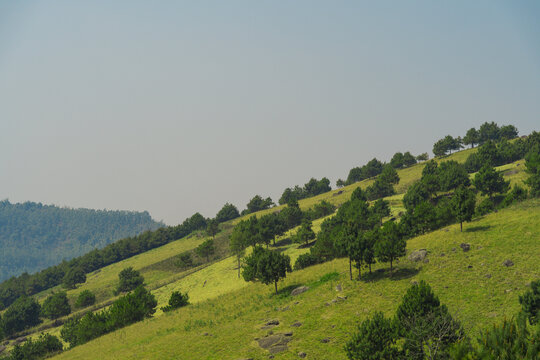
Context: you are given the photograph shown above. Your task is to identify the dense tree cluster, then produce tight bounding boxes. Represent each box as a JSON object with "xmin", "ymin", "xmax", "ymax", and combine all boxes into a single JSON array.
[
  {"xmin": 60, "ymin": 286, "xmax": 157, "ymax": 348},
  {"xmin": 229, "ymin": 198, "xmax": 337, "ymax": 278},
  {"xmin": 365, "ymin": 165, "xmax": 400, "ymax": 200},
  {"xmin": 241, "ymin": 195, "xmax": 274, "ymax": 215},
  {"xmin": 279, "ymin": 177, "xmax": 332, "ymax": 204},
  {"xmin": 1, "ymin": 333, "xmax": 63, "ymax": 360},
  {"xmin": 214, "ymin": 202, "xmax": 240, "ymax": 223},
  {"xmin": 390, "ymin": 151, "xmax": 418, "ymax": 169},
  {"xmin": 0, "ymin": 200, "xmax": 163, "ymax": 282},
  {"xmin": 433, "ymin": 135, "xmax": 463, "ymax": 157},
  {"xmin": 346, "ymin": 281, "xmax": 463, "ymax": 360},
  {"xmin": 0, "ymin": 212, "xmax": 207, "ymax": 310},
  {"xmin": 434, "ymin": 122, "xmax": 520, "ymax": 158},
  {"xmin": 342, "ymin": 158, "xmax": 385, "ymax": 186},
  {"xmin": 307, "ymin": 189, "xmax": 404, "ymax": 280},
  {"xmin": 0, "ymin": 296, "xmax": 42, "ymax": 337}
]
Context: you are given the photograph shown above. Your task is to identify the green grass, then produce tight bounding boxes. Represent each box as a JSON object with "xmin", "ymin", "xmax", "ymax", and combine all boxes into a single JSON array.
[
  {"xmin": 51, "ymin": 198, "xmax": 540, "ymax": 360},
  {"xmin": 9, "ymin": 147, "xmax": 531, "ymax": 357}
]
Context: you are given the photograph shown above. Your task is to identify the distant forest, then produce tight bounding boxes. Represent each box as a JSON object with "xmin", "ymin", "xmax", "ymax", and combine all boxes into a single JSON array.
[{"xmin": 0, "ymin": 200, "xmax": 163, "ymax": 281}]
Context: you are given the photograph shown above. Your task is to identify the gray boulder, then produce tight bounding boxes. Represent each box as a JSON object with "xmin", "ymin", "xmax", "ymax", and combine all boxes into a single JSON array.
[
  {"xmin": 408, "ymin": 249, "xmax": 427, "ymax": 262},
  {"xmin": 291, "ymin": 286, "xmax": 309, "ymax": 296}
]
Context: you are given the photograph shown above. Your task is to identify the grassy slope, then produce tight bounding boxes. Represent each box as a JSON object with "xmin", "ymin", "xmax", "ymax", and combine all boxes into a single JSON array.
[
  {"xmin": 53, "ymin": 198, "xmax": 540, "ymax": 360},
  {"xmin": 12, "ymin": 146, "xmax": 528, "ymax": 355}
]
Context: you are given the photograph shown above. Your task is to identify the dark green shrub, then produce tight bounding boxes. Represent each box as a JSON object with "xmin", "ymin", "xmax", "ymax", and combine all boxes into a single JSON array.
[
  {"xmin": 195, "ymin": 239, "xmax": 215, "ymax": 263},
  {"xmin": 9, "ymin": 333, "xmax": 63, "ymax": 360},
  {"xmin": 476, "ymin": 198, "xmax": 495, "ymax": 216},
  {"xmin": 176, "ymin": 252, "xmax": 193, "ymax": 268},
  {"xmin": 74, "ymin": 290, "xmax": 96, "ymax": 309},
  {"xmin": 1, "ymin": 296, "xmax": 41, "ymax": 337},
  {"xmin": 501, "ymin": 184, "xmax": 528, "ymax": 208},
  {"xmin": 61, "ymin": 286, "xmax": 156, "ymax": 348},
  {"xmin": 395, "ymin": 281, "xmax": 462, "ymax": 360},
  {"xmin": 519, "ymin": 280, "xmax": 540, "ymax": 325},
  {"xmin": 116, "ymin": 267, "xmax": 144, "ymax": 293},
  {"xmin": 293, "ymin": 253, "xmax": 321, "ymax": 271},
  {"xmin": 107, "ymin": 286, "xmax": 157, "ymax": 330},
  {"xmin": 62, "ymin": 267, "xmax": 86, "ymax": 289},
  {"xmin": 345, "ymin": 311, "xmax": 400, "ymax": 360},
  {"xmin": 161, "ymin": 291, "xmax": 189, "ymax": 312},
  {"xmin": 41, "ymin": 292, "xmax": 71, "ymax": 320}
]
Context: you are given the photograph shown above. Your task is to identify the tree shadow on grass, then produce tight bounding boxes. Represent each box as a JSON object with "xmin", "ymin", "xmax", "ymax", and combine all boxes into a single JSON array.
[
  {"xmin": 273, "ymin": 238, "xmax": 292, "ymax": 247},
  {"xmin": 272, "ymin": 284, "xmax": 302, "ymax": 299},
  {"xmin": 464, "ymin": 225, "xmax": 491, "ymax": 233},
  {"xmin": 362, "ymin": 266, "xmax": 419, "ymax": 282},
  {"xmin": 297, "ymin": 241, "xmax": 316, "ymax": 249}
]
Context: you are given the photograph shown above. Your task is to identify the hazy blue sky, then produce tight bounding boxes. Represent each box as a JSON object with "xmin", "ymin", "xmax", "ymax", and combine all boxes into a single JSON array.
[{"xmin": 1, "ymin": 1, "xmax": 539, "ymax": 224}]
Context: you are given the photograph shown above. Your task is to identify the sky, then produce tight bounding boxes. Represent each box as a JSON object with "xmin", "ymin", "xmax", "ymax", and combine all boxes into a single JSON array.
[{"xmin": 1, "ymin": 1, "xmax": 539, "ymax": 225}]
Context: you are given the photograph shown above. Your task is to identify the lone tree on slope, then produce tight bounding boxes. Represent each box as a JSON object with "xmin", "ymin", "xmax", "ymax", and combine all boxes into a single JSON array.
[{"xmin": 242, "ymin": 246, "xmax": 291, "ymax": 294}]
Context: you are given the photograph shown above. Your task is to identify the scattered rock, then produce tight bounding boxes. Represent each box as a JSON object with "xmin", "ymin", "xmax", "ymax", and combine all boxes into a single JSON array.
[
  {"xmin": 337, "ymin": 296, "xmax": 348, "ymax": 300},
  {"xmin": 444, "ymin": 229, "xmax": 449, "ymax": 232},
  {"xmin": 460, "ymin": 243, "xmax": 471, "ymax": 252},
  {"xmin": 452, "ymin": 248, "xmax": 457, "ymax": 252},
  {"xmin": 335, "ymin": 284, "xmax": 342, "ymax": 292},
  {"xmin": 485, "ymin": 274, "xmax": 492, "ymax": 279},
  {"xmin": 266, "ymin": 320, "xmax": 280, "ymax": 326},
  {"xmin": 467, "ymin": 265, "xmax": 473, "ymax": 269},
  {"xmin": 294, "ymin": 301, "xmax": 300, "ymax": 305},
  {"xmin": 284, "ymin": 332, "xmax": 293, "ymax": 336},
  {"xmin": 423, "ymin": 258, "xmax": 430, "ymax": 263},
  {"xmin": 298, "ymin": 352, "xmax": 307, "ymax": 358},
  {"xmin": 201, "ymin": 332, "xmax": 210, "ymax": 336},
  {"xmin": 321, "ymin": 338, "xmax": 331, "ymax": 343},
  {"xmin": 238, "ymin": 358, "xmax": 253, "ymax": 360},
  {"xmin": 505, "ymin": 289, "xmax": 512, "ymax": 293},
  {"xmin": 325, "ymin": 302, "xmax": 330, "ymax": 306},
  {"xmin": 291, "ymin": 286, "xmax": 309, "ymax": 296},
  {"xmin": 291, "ymin": 321, "xmax": 303, "ymax": 327},
  {"xmin": 280, "ymin": 305, "xmax": 290, "ymax": 311},
  {"xmin": 257, "ymin": 334, "xmax": 292, "ymax": 354},
  {"xmin": 440, "ymin": 253, "xmax": 446, "ymax": 257},
  {"xmin": 408, "ymin": 249, "xmax": 427, "ymax": 262},
  {"xmin": 410, "ymin": 280, "xmax": 418, "ymax": 285},
  {"xmin": 503, "ymin": 259, "xmax": 514, "ymax": 267}
]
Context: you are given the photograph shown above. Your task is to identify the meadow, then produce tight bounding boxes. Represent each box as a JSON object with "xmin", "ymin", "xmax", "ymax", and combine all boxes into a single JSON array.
[{"xmin": 52, "ymin": 198, "xmax": 540, "ymax": 359}]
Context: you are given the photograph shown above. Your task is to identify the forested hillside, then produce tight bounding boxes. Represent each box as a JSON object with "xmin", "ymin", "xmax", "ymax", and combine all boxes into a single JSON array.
[{"xmin": 0, "ymin": 201, "xmax": 163, "ymax": 281}]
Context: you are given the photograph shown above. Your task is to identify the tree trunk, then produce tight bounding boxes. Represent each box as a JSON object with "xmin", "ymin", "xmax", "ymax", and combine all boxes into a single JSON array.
[
  {"xmin": 273, "ymin": 237, "xmax": 276, "ymax": 246},
  {"xmin": 349, "ymin": 258, "xmax": 352, "ymax": 280},
  {"xmin": 369, "ymin": 263, "xmax": 372, "ymax": 274},
  {"xmin": 274, "ymin": 280, "xmax": 278, "ymax": 294},
  {"xmin": 460, "ymin": 221, "xmax": 463, "ymax": 232},
  {"xmin": 358, "ymin": 266, "xmax": 361, "ymax": 280},
  {"xmin": 237, "ymin": 257, "xmax": 240, "ymax": 278},
  {"xmin": 390, "ymin": 258, "xmax": 393, "ymax": 276}
]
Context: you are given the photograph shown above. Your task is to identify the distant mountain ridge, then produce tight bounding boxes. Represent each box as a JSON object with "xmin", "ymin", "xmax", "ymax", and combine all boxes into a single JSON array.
[{"xmin": 0, "ymin": 200, "xmax": 164, "ymax": 281}]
